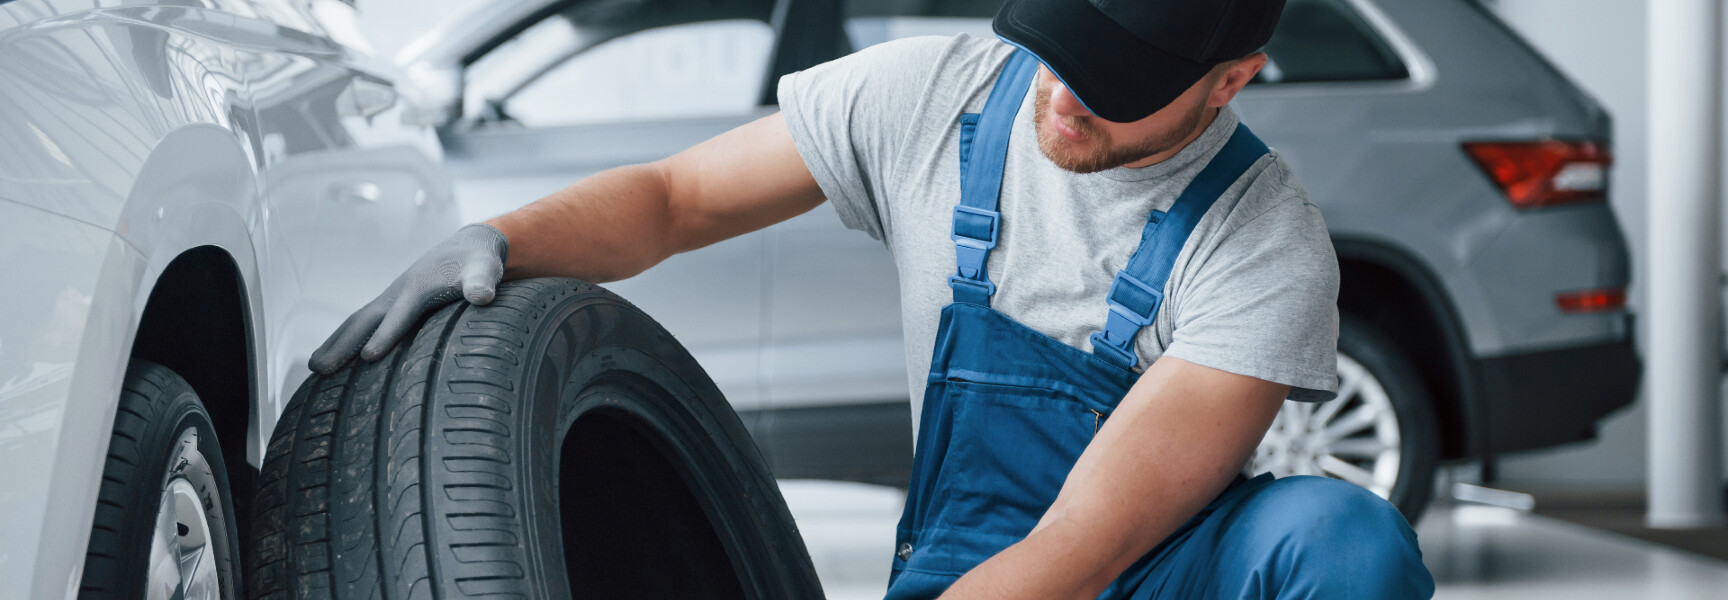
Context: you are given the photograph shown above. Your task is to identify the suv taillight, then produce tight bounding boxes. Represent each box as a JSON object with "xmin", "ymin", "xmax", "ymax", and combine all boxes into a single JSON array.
[
  {"xmin": 1556, "ymin": 288, "xmax": 1626, "ymax": 313},
  {"xmin": 1462, "ymin": 140, "xmax": 1612, "ymax": 208}
]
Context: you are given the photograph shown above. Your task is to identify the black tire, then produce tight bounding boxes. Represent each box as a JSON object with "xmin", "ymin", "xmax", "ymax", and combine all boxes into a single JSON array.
[
  {"xmin": 79, "ymin": 360, "xmax": 243, "ymax": 599},
  {"xmin": 247, "ymin": 278, "xmax": 823, "ymax": 599},
  {"xmin": 1338, "ymin": 316, "xmax": 1440, "ymax": 524}
]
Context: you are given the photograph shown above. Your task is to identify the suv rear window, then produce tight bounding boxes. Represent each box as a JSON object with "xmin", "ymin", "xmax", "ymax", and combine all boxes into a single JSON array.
[
  {"xmin": 1258, "ymin": 0, "xmax": 1408, "ymax": 83},
  {"xmin": 843, "ymin": 0, "xmax": 1409, "ymax": 84}
]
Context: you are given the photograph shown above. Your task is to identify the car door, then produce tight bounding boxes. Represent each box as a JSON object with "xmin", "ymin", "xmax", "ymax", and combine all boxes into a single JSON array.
[
  {"xmin": 243, "ymin": 0, "xmax": 459, "ymax": 413},
  {"xmin": 748, "ymin": 0, "xmax": 1002, "ymax": 485},
  {"xmin": 761, "ymin": 2, "xmax": 1006, "ymax": 415},
  {"xmin": 426, "ymin": 0, "xmax": 844, "ymax": 417}
]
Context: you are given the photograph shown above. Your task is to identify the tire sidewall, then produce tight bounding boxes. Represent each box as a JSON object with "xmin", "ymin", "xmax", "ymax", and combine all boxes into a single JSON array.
[
  {"xmin": 97, "ymin": 367, "xmax": 242, "ymax": 599},
  {"xmin": 1337, "ymin": 317, "xmax": 1440, "ymax": 524},
  {"xmin": 506, "ymin": 292, "xmax": 814, "ymax": 599}
]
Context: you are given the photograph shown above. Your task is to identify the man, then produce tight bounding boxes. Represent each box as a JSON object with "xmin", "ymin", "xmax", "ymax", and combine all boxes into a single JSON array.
[{"xmin": 312, "ymin": 0, "xmax": 1436, "ymax": 597}]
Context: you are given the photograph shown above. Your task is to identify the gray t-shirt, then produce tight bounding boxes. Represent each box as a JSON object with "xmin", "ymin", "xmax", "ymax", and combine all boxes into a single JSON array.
[{"xmin": 778, "ymin": 35, "xmax": 1340, "ymax": 428}]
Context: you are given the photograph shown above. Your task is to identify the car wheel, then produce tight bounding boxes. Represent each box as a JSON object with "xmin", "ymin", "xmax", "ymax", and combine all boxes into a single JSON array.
[
  {"xmin": 1251, "ymin": 316, "xmax": 1439, "ymax": 523},
  {"xmin": 79, "ymin": 361, "xmax": 243, "ymax": 600},
  {"xmin": 246, "ymin": 278, "xmax": 822, "ymax": 599}
]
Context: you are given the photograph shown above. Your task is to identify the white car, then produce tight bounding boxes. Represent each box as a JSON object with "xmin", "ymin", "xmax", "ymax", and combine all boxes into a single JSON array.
[{"xmin": 0, "ymin": 0, "xmax": 458, "ymax": 596}]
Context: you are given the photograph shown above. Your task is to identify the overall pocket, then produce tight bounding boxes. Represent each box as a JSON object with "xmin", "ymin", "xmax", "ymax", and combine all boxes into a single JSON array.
[{"xmin": 916, "ymin": 380, "xmax": 1097, "ymax": 571}]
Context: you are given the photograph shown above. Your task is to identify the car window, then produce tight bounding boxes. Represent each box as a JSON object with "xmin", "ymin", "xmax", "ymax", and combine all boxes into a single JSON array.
[
  {"xmin": 464, "ymin": 0, "xmax": 777, "ymax": 128},
  {"xmin": 501, "ymin": 20, "xmax": 774, "ymax": 127},
  {"xmin": 844, "ymin": 0, "xmax": 997, "ymax": 49},
  {"xmin": 1257, "ymin": 0, "xmax": 1407, "ymax": 84},
  {"xmin": 841, "ymin": 0, "xmax": 1408, "ymax": 84}
]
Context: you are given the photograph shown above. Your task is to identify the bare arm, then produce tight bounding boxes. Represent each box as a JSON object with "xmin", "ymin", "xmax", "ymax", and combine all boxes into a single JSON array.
[
  {"xmin": 939, "ymin": 357, "xmax": 1289, "ymax": 599},
  {"xmin": 486, "ymin": 111, "xmax": 825, "ymax": 282},
  {"xmin": 308, "ymin": 112, "xmax": 823, "ymax": 372}
]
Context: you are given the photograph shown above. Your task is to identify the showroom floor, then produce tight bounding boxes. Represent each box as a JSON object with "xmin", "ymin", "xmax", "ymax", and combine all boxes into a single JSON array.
[{"xmin": 779, "ymin": 480, "xmax": 1728, "ymax": 600}]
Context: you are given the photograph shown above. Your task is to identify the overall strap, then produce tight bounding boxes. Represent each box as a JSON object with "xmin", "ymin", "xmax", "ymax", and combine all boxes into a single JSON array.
[
  {"xmin": 949, "ymin": 50, "xmax": 1039, "ymax": 305},
  {"xmin": 1090, "ymin": 124, "xmax": 1271, "ymax": 369}
]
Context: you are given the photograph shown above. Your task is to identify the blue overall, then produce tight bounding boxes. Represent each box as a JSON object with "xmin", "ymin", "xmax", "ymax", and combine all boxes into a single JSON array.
[{"xmin": 884, "ymin": 51, "xmax": 1435, "ymax": 600}]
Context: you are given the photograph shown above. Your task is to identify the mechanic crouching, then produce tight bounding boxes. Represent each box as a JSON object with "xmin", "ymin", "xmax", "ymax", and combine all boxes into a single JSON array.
[{"xmin": 310, "ymin": 0, "xmax": 1437, "ymax": 597}]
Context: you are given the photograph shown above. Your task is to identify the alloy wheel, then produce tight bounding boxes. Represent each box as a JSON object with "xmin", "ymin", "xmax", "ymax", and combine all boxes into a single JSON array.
[
  {"xmin": 1252, "ymin": 352, "xmax": 1403, "ymax": 499},
  {"xmin": 146, "ymin": 430, "xmax": 222, "ymax": 600}
]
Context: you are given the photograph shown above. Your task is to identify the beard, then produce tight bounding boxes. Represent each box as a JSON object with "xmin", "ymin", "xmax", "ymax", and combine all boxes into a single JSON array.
[{"xmin": 1033, "ymin": 84, "xmax": 1208, "ymax": 174}]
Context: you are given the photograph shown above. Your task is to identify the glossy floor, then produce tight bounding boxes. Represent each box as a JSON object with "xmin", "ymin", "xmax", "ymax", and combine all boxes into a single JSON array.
[{"xmin": 780, "ymin": 480, "xmax": 1728, "ymax": 600}]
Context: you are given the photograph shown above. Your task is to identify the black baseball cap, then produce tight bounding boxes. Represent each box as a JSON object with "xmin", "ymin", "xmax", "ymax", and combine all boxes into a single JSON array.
[{"xmin": 994, "ymin": 0, "xmax": 1286, "ymax": 123}]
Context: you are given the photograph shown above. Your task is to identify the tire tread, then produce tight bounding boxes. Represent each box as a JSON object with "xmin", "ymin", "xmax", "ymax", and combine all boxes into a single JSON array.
[
  {"xmin": 248, "ymin": 279, "xmax": 820, "ymax": 599},
  {"xmin": 248, "ymin": 305, "xmax": 463, "ymax": 600}
]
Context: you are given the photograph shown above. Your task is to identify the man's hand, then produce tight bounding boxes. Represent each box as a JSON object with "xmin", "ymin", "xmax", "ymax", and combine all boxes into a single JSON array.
[
  {"xmin": 309, "ymin": 223, "xmax": 508, "ymax": 374},
  {"xmin": 939, "ymin": 357, "xmax": 1290, "ymax": 599}
]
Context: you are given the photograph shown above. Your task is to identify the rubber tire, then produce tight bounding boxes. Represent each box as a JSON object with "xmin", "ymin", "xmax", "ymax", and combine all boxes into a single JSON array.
[
  {"xmin": 246, "ymin": 278, "xmax": 822, "ymax": 600},
  {"xmin": 1339, "ymin": 316, "xmax": 1440, "ymax": 524},
  {"xmin": 79, "ymin": 360, "xmax": 243, "ymax": 599}
]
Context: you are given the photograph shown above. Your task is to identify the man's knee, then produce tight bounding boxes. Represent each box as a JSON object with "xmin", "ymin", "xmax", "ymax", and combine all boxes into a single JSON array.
[
  {"xmin": 1247, "ymin": 476, "xmax": 1413, "ymax": 548},
  {"xmin": 1230, "ymin": 476, "xmax": 1433, "ymax": 598}
]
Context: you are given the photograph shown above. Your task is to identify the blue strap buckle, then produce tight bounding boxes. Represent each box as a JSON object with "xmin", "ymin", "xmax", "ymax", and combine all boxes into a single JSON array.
[
  {"xmin": 948, "ymin": 274, "xmax": 997, "ymax": 304},
  {"xmin": 950, "ymin": 206, "xmax": 1000, "ymax": 280},
  {"xmin": 1090, "ymin": 272, "xmax": 1163, "ymax": 368}
]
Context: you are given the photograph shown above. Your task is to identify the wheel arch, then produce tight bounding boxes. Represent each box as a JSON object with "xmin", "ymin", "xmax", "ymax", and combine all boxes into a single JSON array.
[
  {"xmin": 128, "ymin": 244, "xmax": 261, "ymax": 562},
  {"xmin": 1332, "ymin": 236, "xmax": 1485, "ymax": 460},
  {"xmin": 131, "ymin": 246, "xmax": 257, "ymax": 472},
  {"xmin": 114, "ymin": 117, "xmax": 269, "ymax": 461},
  {"xmin": 112, "ymin": 116, "xmax": 271, "ymax": 580}
]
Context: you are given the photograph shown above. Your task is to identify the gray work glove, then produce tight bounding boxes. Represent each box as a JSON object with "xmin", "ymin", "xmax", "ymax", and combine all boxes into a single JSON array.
[{"xmin": 309, "ymin": 223, "xmax": 509, "ymax": 374}]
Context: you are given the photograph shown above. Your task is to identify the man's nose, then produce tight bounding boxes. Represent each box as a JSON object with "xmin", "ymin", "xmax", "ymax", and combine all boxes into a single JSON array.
[{"xmin": 1050, "ymin": 79, "xmax": 1092, "ymax": 118}]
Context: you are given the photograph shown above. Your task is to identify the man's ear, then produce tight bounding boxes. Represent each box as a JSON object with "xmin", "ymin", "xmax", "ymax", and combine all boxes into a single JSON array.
[{"xmin": 1207, "ymin": 52, "xmax": 1268, "ymax": 108}]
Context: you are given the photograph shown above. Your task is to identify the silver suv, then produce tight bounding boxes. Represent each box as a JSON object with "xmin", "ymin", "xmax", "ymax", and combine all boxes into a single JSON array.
[{"xmin": 411, "ymin": 0, "xmax": 1638, "ymax": 522}]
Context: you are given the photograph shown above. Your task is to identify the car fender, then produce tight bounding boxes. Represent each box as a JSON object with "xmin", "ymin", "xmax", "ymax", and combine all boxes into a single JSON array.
[
  {"xmin": 0, "ymin": 199, "xmax": 138, "ymax": 600},
  {"xmin": 1334, "ymin": 235, "xmax": 1487, "ymax": 460},
  {"xmin": 117, "ymin": 122, "xmax": 269, "ymax": 462},
  {"xmin": 11, "ymin": 122, "xmax": 265, "ymax": 600}
]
